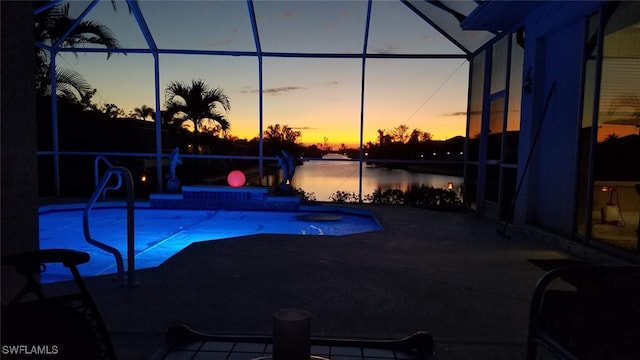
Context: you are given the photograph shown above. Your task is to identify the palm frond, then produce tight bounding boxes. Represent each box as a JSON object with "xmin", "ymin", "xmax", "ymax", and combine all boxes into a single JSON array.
[
  {"xmin": 56, "ymin": 68, "xmax": 93, "ymax": 95},
  {"xmin": 36, "ymin": 3, "xmax": 121, "ymax": 57},
  {"xmin": 215, "ymin": 117, "xmax": 230, "ymax": 131},
  {"xmin": 61, "ymin": 21, "xmax": 120, "ymax": 59},
  {"xmin": 206, "ymin": 88, "xmax": 231, "ymax": 112},
  {"xmin": 165, "ymin": 79, "xmax": 232, "ymax": 135}
]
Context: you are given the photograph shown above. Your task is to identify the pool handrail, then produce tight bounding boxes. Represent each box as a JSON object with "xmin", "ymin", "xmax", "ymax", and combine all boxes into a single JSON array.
[
  {"xmin": 84, "ymin": 161, "xmax": 137, "ymax": 287},
  {"xmin": 94, "ymin": 155, "xmax": 122, "ymax": 200}
]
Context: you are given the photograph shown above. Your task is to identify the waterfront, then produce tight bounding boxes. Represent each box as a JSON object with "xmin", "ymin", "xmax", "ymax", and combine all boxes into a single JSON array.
[{"xmin": 291, "ymin": 154, "xmax": 463, "ymax": 201}]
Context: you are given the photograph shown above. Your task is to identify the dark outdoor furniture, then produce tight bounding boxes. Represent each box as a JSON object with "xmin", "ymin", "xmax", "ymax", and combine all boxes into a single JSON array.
[
  {"xmin": 1, "ymin": 249, "xmax": 117, "ymax": 359},
  {"xmin": 150, "ymin": 324, "xmax": 436, "ymax": 360},
  {"xmin": 526, "ymin": 265, "xmax": 640, "ymax": 360},
  {"xmin": 2, "ymin": 249, "xmax": 436, "ymax": 360}
]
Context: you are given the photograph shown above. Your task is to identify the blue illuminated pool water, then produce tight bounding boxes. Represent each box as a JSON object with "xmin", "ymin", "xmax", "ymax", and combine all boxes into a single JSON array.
[{"xmin": 39, "ymin": 204, "xmax": 381, "ymax": 283}]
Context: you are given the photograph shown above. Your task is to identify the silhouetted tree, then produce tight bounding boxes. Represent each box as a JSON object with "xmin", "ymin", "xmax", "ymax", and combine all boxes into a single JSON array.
[
  {"xmin": 262, "ymin": 124, "xmax": 302, "ymax": 157},
  {"xmin": 131, "ymin": 105, "xmax": 155, "ymax": 120},
  {"xmin": 391, "ymin": 124, "xmax": 410, "ymax": 143},
  {"xmin": 604, "ymin": 133, "xmax": 619, "ymax": 142},
  {"xmin": 408, "ymin": 128, "xmax": 432, "ymax": 143},
  {"xmin": 101, "ymin": 103, "xmax": 125, "ymax": 118},
  {"xmin": 164, "ymin": 79, "xmax": 231, "ymax": 154},
  {"xmin": 317, "ymin": 137, "xmax": 332, "ymax": 153},
  {"xmin": 34, "ymin": 2, "xmax": 121, "ymax": 103},
  {"xmin": 302, "ymin": 144, "xmax": 324, "ymax": 158},
  {"xmin": 264, "ymin": 124, "xmax": 300, "ymax": 143}
]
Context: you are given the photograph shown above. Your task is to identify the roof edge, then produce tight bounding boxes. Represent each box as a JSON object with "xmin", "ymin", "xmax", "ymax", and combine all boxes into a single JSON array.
[{"xmin": 462, "ymin": 0, "xmax": 547, "ymax": 32}]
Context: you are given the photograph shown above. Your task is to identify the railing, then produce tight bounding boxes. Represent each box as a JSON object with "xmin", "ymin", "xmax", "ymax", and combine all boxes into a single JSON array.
[
  {"xmin": 94, "ymin": 156, "xmax": 122, "ymax": 200},
  {"xmin": 526, "ymin": 266, "xmax": 640, "ymax": 360},
  {"xmin": 84, "ymin": 156, "xmax": 137, "ymax": 287}
]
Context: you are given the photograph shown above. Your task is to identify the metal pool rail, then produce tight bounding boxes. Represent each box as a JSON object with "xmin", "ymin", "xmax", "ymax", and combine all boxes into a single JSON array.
[{"xmin": 84, "ymin": 156, "xmax": 137, "ymax": 287}]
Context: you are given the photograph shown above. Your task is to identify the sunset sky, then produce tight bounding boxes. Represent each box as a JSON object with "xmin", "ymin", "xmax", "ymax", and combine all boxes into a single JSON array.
[{"xmin": 60, "ymin": 0, "xmax": 473, "ymax": 147}]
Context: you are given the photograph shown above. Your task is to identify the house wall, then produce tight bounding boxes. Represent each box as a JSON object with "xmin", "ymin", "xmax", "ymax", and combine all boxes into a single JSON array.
[
  {"xmin": 1, "ymin": 1, "xmax": 39, "ymax": 302},
  {"xmin": 515, "ymin": 1, "xmax": 603, "ymax": 236}
]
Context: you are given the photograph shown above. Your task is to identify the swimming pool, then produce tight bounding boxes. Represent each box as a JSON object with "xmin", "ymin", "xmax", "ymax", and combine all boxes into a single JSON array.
[{"xmin": 39, "ymin": 203, "xmax": 382, "ymax": 283}]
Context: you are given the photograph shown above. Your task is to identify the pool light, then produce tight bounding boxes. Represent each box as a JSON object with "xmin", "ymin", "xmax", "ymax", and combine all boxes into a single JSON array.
[{"xmin": 227, "ymin": 170, "xmax": 246, "ymax": 187}]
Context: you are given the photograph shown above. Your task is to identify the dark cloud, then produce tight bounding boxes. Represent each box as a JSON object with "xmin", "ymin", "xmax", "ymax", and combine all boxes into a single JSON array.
[
  {"xmin": 239, "ymin": 86, "xmax": 306, "ymax": 95},
  {"xmin": 443, "ymin": 111, "xmax": 467, "ymax": 116},
  {"xmin": 263, "ymin": 86, "xmax": 306, "ymax": 94}
]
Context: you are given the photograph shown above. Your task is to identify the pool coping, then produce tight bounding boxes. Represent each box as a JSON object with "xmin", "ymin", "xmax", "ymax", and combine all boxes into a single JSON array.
[{"xmin": 39, "ymin": 201, "xmax": 382, "ymax": 228}]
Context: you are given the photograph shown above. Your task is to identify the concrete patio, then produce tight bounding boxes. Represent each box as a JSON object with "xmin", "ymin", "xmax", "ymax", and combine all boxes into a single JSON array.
[{"xmin": 43, "ymin": 204, "xmax": 629, "ymax": 360}]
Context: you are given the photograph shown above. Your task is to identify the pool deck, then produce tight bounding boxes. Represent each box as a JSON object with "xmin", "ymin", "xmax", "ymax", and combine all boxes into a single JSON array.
[{"xmin": 42, "ymin": 203, "xmax": 632, "ymax": 360}]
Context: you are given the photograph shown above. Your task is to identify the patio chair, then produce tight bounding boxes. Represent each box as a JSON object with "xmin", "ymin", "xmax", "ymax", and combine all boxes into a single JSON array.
[
  {"xmin": 526, "ymin": 265, "xmax": 640, "ymax": 360},
  {"xmin": 150, "ymin": 324, "xmax": 437, "ymax": 359},
  {"xmin": 1, "ymin": 249, "xmax": 117, "ymax": 359}
]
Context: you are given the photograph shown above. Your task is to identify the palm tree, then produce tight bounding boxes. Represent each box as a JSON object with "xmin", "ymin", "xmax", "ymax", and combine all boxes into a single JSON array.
[
  {"xmin": 34, "ymin": 2, "xmax": 121, "ymax": 103},
  {"xmin": 131, "ymin": 105, "xmax": 155, "ymax": 120},
  {"xmin": 164, "ymin": 79, "xmax": 231, "ymax": 153},
  {"xmin": 263, "ymin": 124, "xmax": 300, "ymax": 143}
]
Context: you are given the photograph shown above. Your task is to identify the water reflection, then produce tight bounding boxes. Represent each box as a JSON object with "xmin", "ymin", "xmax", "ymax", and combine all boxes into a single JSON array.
[{"xmin": 291, "ymin": 154, "xmax": 463, "ymax": 201}]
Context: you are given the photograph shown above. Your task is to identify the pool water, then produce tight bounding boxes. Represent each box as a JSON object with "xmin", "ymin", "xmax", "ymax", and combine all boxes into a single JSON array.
[{"xmin": 39, "ymin": 205, "xmax": 381, "ymax": 283}]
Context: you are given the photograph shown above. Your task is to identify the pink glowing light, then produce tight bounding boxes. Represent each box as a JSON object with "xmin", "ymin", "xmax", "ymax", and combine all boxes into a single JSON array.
[{"xmin": 227, "ymin": 170, "xmax": 246, "ymax": 188}]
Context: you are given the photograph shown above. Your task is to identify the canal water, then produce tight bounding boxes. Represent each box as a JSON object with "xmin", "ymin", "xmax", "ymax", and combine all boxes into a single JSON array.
[{"xmin": 291, "ymin": 154, "xmax": 463, "ymax": 202}]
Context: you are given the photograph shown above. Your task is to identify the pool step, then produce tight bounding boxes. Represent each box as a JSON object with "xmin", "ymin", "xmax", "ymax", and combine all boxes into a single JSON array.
[{"xmin": 150, "ymin": 185, "xmax": 301, "ymax": 211}]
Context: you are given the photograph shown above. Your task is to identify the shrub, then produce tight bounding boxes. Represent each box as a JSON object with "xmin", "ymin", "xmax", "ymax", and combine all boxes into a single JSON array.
[
  {"xmin": 363, "ymin": 185, "xmax": 463, "ymax": 211},
  {"xmin": 405, "ymin": 184, "xmax": 463, "ymax": 211},
  {"xmin": 328, "ymin": 185, "xmax": 464, "ymax": 211},
  {"xmin": 293, "ymin": 187, "xmax": 317, "ymax": 203},
  {"xmin": 329, "ymin": 190, "xmax": 360, "ymax": 203},
  {"xmin": 364, "ymin": 188, "xmax": 405, "ymax": 204}
]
